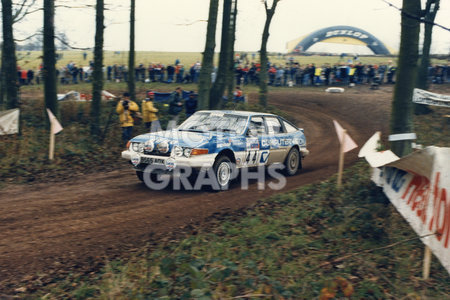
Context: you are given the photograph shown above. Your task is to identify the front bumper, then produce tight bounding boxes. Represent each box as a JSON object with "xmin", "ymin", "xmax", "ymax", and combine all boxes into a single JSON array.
[
  {"xmin": 121, "ymin": 150, "xmax": 216, "ymax": 171},
  {"xmin": 300, "ymin": 147, "xmax": 310, "ymax": 157}
]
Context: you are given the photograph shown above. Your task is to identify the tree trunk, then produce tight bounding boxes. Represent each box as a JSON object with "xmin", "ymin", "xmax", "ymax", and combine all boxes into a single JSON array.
[
  {"xmin": 209, "ymin": 0, "xmax": 232, "ymax": 109},
  {"xmin": 0, "ymin": 55, "xmax": 4, "ymax": 109},
  {"xmin": 43, "ymin": 0, "xmax": 58, "ymax": 119},
  {"xmin": 90, "ymin": 0, "xmax": 104, "ymax": 136},
  {"xmin": 2, "ymin": 0, "xmax": 19, "ymax": 110},
  {"xmin": 415, "ymin": 0, "xmax": 439, "ymax": 115},
  {"xmin": 128, "ymin": 0, "xmax": 136, "ymax": 101},
  {"xmin": 226, "ymin": 0, "xmax": 238, "ymax": 100},
  {"xmin": 390, "ymin": 0, "xmax": 421, "ymax": 157},
  {"xmin": 197, "ymin": 0, "xmax": 219, "ymax": 110},
  {"xmin": 258, "ymin": 0, "xmax": 279, "ymax": 108}
]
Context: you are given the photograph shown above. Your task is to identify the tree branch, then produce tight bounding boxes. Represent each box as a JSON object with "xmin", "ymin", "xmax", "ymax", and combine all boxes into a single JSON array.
[
  {"xmin": 14, "ymin": 31, "xmax": 40, "ymax": 42},
  {"xmin": 54, "ymin": 35, "xmax": 92, "ymax": 51},
  {"xmin": 381, "ymin": 0, "xmax": 449, "ymax": 32}
]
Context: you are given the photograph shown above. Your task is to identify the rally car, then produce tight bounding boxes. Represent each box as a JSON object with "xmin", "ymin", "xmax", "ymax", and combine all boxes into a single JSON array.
[{"xmin": 122, "ymin": 110, "xmax": 309, "ymax": 190}]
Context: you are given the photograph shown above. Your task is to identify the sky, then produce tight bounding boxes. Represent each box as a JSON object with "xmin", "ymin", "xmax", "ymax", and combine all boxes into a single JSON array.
[{"xmin": 11, "ymin": 0, "xmax": 450, "ymax": 54}]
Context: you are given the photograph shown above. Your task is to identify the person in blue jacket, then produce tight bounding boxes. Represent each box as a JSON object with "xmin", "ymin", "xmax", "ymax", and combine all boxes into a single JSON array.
[
  {"xmin": 185, "ymin": 91, "xmax": 198, "ymax": 118},
  {"xmin": 168, "ymin": 87, "xmax": 183, "ymax": 123}
]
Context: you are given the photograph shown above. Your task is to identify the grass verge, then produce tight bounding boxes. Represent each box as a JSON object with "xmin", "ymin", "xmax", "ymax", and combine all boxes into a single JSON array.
[{"xmin": 33, "ymin": 162, "xmax": 450, "ymax": 299}]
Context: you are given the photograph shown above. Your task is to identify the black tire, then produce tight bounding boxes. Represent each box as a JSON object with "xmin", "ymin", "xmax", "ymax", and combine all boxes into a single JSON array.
[
  {"xmin": 212, "ymin": 155, "xmax": 234, "ymax": 191},
  {"xmin": 136, "ymin": 170, "xmax": 159, "ymax": 182},
  {"xmin": 283, "ymin": 147, "xmax": 301, "ymax": 176},
  {"xmin": 136, "ymin": 170, "xmax": 144, "ymax": 181}
]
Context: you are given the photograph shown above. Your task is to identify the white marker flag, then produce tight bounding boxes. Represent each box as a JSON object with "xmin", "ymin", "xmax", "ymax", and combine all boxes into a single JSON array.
[
  {"xmin": 0, "ymin": 108, "xmax": 19, "ymax": 135},
  {"xmin": 333, "ymin": 120, "xmax": 357, "ymax": 152},
  {"xmin": 46, "ymin": 109, "xmax": 63, "ymax": 134}
]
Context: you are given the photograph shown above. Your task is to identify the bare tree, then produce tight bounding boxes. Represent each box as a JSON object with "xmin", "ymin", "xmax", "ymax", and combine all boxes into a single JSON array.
[
  {"xmin": 197, "ymin": 0, "xmax": 219, "ymax": 110},
  {"xmin": 43, "ymin": 0, "xmax": 58, "ymax": 119},
  {"xmin": 226, "ymin": 0, "xmax": 238, "ymax": 100},
  {"xmin": 90, "ymin": 0, "xmax": 104, "ymax": 136},
  {"xmin": 390, "ymin": 0, "xmax": 421, "ymax": 156},
  {"xmin": 1, "ymin": 0, "xmax": 19, "ymax": 110},
  {"xmin": 128, "ymin": 0, "xmax": 136, "ymax": 101},
  {"xmin": 415, "ymin": 0, "xmax": 440, "ymax": 115},
  {"xmin": 209, "ymin": 0, "xmax": 233, "ymax": 109},
  {"xmin": 258, "ymin": 0, "xmax": 280, "ymax": 107}
]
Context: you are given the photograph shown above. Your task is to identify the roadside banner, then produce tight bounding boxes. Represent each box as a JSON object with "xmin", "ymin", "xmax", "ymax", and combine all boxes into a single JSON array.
[
  {"xmin": 413, "ymin": 88, "xmax": 450, "ymax": 108},
  {"xmin": 102, "ymin": 90, "xmax": 116, "ymax": 100},
  {"xmin": 333, "ymin": 120, "xmax": 358, "ymax": 188},
  {"xmin": 57, "ymin": 91, "xmax": 81, "ymax": 101},
  {"xmin": 366, "ymin": 145, "xmax": 450, "ymax": 276},
  {"xmin": 0, "ymin": 108, "xmax": 19, "ymax": 135}
]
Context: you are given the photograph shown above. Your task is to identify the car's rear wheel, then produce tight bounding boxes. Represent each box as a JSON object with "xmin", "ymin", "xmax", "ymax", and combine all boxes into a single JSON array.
[
  {"xmin": 283, "ymin": 147, "xmax": 301, "ymax": 176},
  {"xmin": 212, "ymin": 155, "xmax": 233, "ymax": 190}
]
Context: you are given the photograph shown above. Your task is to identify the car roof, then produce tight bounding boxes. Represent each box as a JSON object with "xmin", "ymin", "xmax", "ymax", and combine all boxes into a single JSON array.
[{"xmin": 195, "ymin": 110, "xmax": 276, "ymax": 117}]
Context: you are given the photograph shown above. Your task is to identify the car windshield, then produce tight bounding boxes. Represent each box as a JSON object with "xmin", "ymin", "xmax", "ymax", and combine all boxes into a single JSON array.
[{"xmin": 178, "ymin": 112, "xmax": 248, "ymax": 134}]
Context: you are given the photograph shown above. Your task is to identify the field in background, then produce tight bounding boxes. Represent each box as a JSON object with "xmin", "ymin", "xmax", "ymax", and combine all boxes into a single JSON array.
[{"xmin": 17, "ymin": 50, "xmax": 450, "ymax": 71}]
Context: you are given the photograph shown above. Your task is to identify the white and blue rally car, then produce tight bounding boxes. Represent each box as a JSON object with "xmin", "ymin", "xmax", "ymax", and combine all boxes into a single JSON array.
[{"xmin": 122, "ymin": 110, "xmax": 309, "ymax": 189}]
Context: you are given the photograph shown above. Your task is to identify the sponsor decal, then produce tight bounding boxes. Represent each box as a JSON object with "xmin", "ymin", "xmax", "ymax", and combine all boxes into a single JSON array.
[
  {"xmin": 270, "ymin": 138, "xmax": 280, "ymax": 149},
  {"xmin": 131, "ymin": 154, "xmax": 141, "ymax": 166},
  {"xmin": 236, "ymin": 158, "xmax": 242, "ymax": 166},
  {"xmin": 246, "ymin": 138, "xmax": 260, "ymax": 150},
  {"xmin": 260, "ymin": 151, "xmax": 269, "ymax": 163},
  {"xmin": 280, "ymin": 138, "xmax": 293, "ymax": 147},
  {"xmin": 217, "ymin": 142, "xmax": 231, "ymax": 148},
  {"xmin": 165, "ymin": 158, "xmax": 176, "ymax": 170}
]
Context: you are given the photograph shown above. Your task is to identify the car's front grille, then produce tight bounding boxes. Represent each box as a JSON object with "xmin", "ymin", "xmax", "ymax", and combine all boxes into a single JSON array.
[{"xmin": 143, "ymin": 150, "xmax": 170, "ymax": 157}]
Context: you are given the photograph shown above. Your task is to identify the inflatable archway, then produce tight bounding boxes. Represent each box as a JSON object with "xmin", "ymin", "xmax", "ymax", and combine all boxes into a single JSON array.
[{"xmin": 287, "ymin": 26, "xmax": 391, "ymax": 55}]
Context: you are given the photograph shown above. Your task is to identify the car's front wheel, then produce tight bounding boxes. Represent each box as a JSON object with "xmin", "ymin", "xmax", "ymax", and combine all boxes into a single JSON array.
[
  {"xmin": 136, "ymin": 170, "xmax": 159, "ymax": 183},
  {"xmin": 283, "ymin": 147, "xmax": 301, "ymax": 176},
  {"xmin": 212, "ymin": 155, "xmax": 234, "ymax": 190}
]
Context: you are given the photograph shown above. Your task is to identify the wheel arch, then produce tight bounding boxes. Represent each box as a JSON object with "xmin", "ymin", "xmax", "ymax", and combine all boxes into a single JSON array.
[{"xmin": 216, "ymin": 148, "xmax": 236, "ymax": 163}]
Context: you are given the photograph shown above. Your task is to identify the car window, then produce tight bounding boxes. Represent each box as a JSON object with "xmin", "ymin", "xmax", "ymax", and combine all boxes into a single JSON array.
[
  {"xmin": 178, "ymin": 112, "xmax": 247, "ymax": 134},
  {"xmin": 265, "ymin": 117, "xmax": 284, "ymax": 134},
  {"xmin": 248, "ymin": 116, "xmax": 266, "ymax": 136},
  {"xmin": 282, "ymin": 120, "xmax": 298, "ymax": 133}
]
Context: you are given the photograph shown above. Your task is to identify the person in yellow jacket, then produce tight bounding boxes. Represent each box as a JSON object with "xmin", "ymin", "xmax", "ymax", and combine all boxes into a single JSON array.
[
  {"xmin": 142, "ymin": 91, "xmax": 159, "ymax": 130},
  {"xmin": 116, "ymin": 92, "xmax": 139, "ymax": 144}
]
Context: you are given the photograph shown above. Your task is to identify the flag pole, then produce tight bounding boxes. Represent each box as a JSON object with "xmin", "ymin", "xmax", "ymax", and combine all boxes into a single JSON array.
[
  {"xmin": 49, "ymin": 122, "xmax": 55, "ymax": 160},
  {"xmin": 422, "ymin": 245, "xmax": 432, "ymax": 280},
  {"xmin": 337, "ymin": 129, "xmax": 346, "ymax": 188}
]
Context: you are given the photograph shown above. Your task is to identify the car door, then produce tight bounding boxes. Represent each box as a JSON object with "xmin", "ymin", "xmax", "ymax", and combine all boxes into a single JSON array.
[
  {"xmin": 263, "ymin": 116, "xmax": 287, "ymax": 164},
  {"xmin": 243, "ymin": 116, "xmax": 268, "ymax": 167}
]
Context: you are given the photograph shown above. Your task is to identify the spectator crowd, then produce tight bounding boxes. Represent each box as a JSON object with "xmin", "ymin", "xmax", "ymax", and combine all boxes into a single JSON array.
[{"xmin": 15, "ymin": 56, "xmax": 450, "ymax": 88}]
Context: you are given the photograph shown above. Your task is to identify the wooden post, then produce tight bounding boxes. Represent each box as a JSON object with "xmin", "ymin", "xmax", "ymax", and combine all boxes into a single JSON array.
[
  {"xmin": 337, "ymin": 129, "xmax": 346, "ymax": 188},
  {"xmin": 49, "ymin": 122, "xmax": 55, "ymax": 160},
  {"xmin": 422, "ymin": 245, "xmax": 432, "ymax": 280}
]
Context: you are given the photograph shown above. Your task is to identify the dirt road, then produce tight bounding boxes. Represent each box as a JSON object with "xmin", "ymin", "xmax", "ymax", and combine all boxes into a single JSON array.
[{"xmin": 0, "ymin": 88, "xmax": 392, "ymax": 292}]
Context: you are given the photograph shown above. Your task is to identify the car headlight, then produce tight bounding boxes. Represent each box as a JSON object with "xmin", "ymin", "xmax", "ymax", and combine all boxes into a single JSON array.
[
  {"xmin": 132, "ymin": 142, "xmax": 144, "ymax": 153},
  {"xmin": 173, "ymin": 146, "xmax": 183, "ymax": 157},
  {"xmin": 157, "ymin": 140, "xmax": 169, "ymax": 153},
  {"xmin": 144, "ymin": 140, "xmax": 154, "ymax": 152},
  {"xmin": 183, "ymin": 148, "xmax": 192, "ymax": 157}
]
